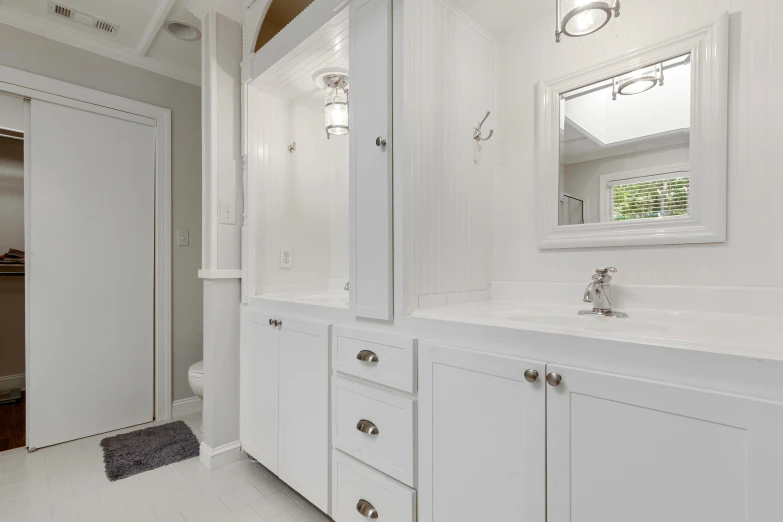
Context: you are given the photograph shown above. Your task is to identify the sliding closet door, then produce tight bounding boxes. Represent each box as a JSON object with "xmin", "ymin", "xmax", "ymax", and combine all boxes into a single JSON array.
[{"xmin": 28, "ymin": 100, "xmax": 155, "ymax": 449}]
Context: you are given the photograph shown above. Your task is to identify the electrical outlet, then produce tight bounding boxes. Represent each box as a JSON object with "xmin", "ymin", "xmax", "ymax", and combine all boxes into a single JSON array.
[
  {"xmin": 280, "ymin": 248, "xmax": 293, "ymax": 268},
  {"xmin": 176, "ymin": 229, "xmax": 189, "ymax": 246},
  {"xmin": 219, "ymin": 201, "xmax": 236, "ymax": 224}
]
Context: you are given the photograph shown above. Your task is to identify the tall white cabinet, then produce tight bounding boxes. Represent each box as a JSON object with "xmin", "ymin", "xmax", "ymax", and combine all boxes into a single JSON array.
[
  {"xmin": 349, "ymin": 0, "xmax": 394, "ymax": 321},
  {"xmin": 239, "ymin": 309, "xmax": 332, "ymax": 513},
  {"xmin": 418, "ymin": 343, "xmax": 546, "ymax": 522}
]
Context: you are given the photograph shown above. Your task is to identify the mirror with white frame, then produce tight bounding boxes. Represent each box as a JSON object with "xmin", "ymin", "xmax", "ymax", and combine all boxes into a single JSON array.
[{"xmin": 536, "ymin": 13, "xmax": 729, "ymax": 249}]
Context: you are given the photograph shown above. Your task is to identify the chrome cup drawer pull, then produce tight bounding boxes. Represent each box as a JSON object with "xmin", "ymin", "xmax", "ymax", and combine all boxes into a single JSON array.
[
  {"xmin": 356, "ymin": 350, "xmax": 379, "ymax": 363},
  {"xmin": 356, "ymin": 419, "xmax": 380, "ymax": 436},
  {"xmin": 356, "ymin": 499, "xmax": 379, "ymax": 519}
]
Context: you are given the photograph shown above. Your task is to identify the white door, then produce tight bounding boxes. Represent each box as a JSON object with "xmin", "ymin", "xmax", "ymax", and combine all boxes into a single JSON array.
[
  {"xmin": 278, "ymin": 317, "xmax": 331, "ymax": 513},
  {"xmin": 418, "ymin": 343, "xmax": 546, "ymax": 522},
  {"xmin": 546, "ymin": 365, "xmax": 783, "ymax": 522},
  {"xmin": 349, "ymin": 0, "xmax": 393, "ymax": 321},
  {"xmin": 239, "ymin": 309, "xmax": 279, "ymax": 473},
  {"xmin": 28, "ymin": 100, "xmax": 155, "ymax": 449}
]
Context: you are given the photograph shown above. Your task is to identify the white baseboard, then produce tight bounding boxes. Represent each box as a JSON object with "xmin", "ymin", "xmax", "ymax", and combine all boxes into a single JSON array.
[
  {"xmin": 172, "ymin": 396, "xmax": 202, "ymax": 417},
  {"xmin": 199, "ymin": 440, "xmax": 245, "ymax": 471},
  {"xmin": 0, "ymin": 374, "xmax": 25, "ymax": 392}
]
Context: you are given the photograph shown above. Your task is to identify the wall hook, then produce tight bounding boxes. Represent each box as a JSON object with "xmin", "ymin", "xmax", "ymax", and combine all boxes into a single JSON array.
[
  {"xmin": 473, "ymin": 111, "xmax": 494, "ymax": 142},
  {"xmin": 288, "ymin": 142, "xmax": 296, "ymax": 153}
]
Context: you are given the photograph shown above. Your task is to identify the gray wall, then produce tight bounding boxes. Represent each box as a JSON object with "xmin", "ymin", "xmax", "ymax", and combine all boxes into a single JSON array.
[{"xmin": 0, "ymin": 23, "xmax": 203, "ymax": 402}]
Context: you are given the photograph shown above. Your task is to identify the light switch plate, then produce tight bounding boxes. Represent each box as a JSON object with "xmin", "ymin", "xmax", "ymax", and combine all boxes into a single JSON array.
[
  {"xmin": 176, "ymin": 229, "xmax": 189, "ymax": 246},
  {"xmin": 219, "ymin": 200, "xmax": 236, "ymax": 224},
  {"xmin": 280, "ymin": 248, "xmax": 293, "ymax": 268}
]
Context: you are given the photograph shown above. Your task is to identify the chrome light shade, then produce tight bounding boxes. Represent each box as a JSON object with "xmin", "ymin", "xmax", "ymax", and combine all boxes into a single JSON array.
[
  {"xmin": 556, "ymin": 0, "xmax": 620, "ymax": 43},
  {"xmin": 323, "ymin": 74, "xmax": 349, "ymax": 139},
  {"xmin": 612, "ymin": 62, "xmax": 664, "ymax": 100}
]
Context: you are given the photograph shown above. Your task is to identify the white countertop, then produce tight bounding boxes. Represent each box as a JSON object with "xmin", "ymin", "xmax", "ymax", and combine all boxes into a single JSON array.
[
  {"xmin": 412, "ymin": 301, "xmax": 783, "ymax": 361},
  {"xmin": 256, "ymin": 291, "xmax": 350, "ymax": 310}
]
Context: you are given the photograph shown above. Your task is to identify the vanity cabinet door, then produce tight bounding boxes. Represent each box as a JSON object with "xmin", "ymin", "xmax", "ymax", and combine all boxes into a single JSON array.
[
  {"xmin": 239, "ymin": 309, "xmax": 279, "ymax": 474},
  {"xmin": 546, "ymin": 365, "xmax": 783, "ymax": 522},
  {"xmin": 349, "ymin": 0, "xmax": 394, "ymax": 321},
  {"xmin": 278, "ymin": 317, "xmax": 332, "ymax": 514},
  {"xmin": 418, "ymin": 343, "xmax": 546, "ymax": 522}
]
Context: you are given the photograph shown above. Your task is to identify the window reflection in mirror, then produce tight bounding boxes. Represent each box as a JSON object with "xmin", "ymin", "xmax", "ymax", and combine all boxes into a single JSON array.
[{"xmin": 558, "ymin": 54, "xmax": 691, "ymax": 225}]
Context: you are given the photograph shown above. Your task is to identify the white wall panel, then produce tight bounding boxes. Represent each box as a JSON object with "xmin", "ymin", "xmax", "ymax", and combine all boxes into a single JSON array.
[
  {"xmin": 251, "ymin": 93, "xmax": 348, "ymax": 293},
  {"xmin": 404, "ymin": 0, "xmax": 497, "ymax": 300},
  {"xmin": 494, "ymin": 0, "xmax": 782, "ymax": 287}
]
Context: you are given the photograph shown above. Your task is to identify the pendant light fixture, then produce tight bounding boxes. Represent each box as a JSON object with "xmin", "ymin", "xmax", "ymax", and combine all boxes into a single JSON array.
[
  {"xmin": 612, "ymin": 62, "xmax": 663, "ymax": 100},
  {"xmin": 556, "ymin": 0, "xmax": 620, "ymax": 43},
  {"xmin": 313, "ymin": 68, "xmax": 349, "ymax": 140}
]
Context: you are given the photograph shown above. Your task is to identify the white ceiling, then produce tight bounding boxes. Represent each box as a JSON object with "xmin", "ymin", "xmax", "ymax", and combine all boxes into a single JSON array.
[
  {"xmin": 0, "ymin": 0, "xmax": 207, "ymax": 85},
  {"xmin": 449, "ymin": 0, "xmax": 550, "ymax": 37},
  {"xmin": 253, "ymin": 8, "xmax": 349, "ymax": 112}
]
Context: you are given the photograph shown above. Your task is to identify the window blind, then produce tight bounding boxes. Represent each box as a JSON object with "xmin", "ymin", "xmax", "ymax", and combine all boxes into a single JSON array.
[{"xmin": 611, "ymin": 176, "xmax": 689, "ymax": 221}]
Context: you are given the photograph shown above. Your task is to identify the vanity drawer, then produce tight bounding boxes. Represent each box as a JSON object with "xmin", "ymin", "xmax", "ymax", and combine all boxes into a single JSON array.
[
  {"xmin": 333, "ymin": 377, "xmax": 416, "ymax": 487},
  {"xmin": 334, "ymin": 327, "xmax": 417, "ymax": 393},
  {"xmin": 332, "ymin": 450, "xmax": 416, "ymax": 522}
]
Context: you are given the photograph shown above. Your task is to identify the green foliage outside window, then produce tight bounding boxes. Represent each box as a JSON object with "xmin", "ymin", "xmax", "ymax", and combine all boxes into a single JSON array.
[{"xmin": 612, "ymin": 177, "xmax": 689, "ymax": 221}]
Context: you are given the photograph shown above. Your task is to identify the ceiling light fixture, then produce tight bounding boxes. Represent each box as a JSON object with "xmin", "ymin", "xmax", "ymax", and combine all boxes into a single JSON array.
[
  {"xmin": 165, "ymin": 21, "xmax": 201, "ymax": 41},
  {"xmin": 313, "ymin": 68, "xmax": 349, "ymax": 139},
  {"xmin": 612, "ymin": 62, "xmax": 663, "ymax": 99},
  {"xmin": 556, "ymin": 0, "xmax": 620, "ymax": 43}
]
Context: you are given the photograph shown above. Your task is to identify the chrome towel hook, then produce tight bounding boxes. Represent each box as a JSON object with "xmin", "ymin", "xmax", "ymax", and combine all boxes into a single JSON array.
[{"xmin": 473, "ymin": 111, "xmax": 494, "ymax": 142}]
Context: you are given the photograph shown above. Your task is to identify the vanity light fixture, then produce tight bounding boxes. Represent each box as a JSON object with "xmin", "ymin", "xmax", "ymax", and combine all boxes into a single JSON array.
[
  {"xmin": 556, "ymin": 0, "xmax": 620, "ymax": 43},
  {"xmin": 313, "ymin": 68, "xmax": 349, "ymax": 140},
  {"xmin": 612, "ymin": 62, "xmax": 663, "ymax": 100}
]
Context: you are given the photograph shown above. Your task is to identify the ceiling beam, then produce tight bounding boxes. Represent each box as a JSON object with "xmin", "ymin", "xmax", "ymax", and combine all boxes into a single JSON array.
[
  {"xmin": 185, "ymin": 0, "xmax": 246, "ymax": 24},
  {"xmin": 136, "ymin": 0, "xmax": 177, "ymax": 56}
]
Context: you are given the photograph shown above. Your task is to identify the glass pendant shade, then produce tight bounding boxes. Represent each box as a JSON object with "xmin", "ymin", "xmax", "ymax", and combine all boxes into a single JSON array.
[
  {"xmin": 612, "ymin": 62, "xmax": 663, "ymax": 100},
  {"xmin": 556, "ymin": 0, "xmax": 620, "ymax": 42},
  {"xmin": 325, "ymin": 88, "xmax": 349, "ymax": 138}
]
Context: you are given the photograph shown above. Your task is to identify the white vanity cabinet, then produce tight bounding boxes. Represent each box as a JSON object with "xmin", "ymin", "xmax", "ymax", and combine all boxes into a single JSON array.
[
  {"xmin": 546, "ymin": 365, "xmax": 783, "ymax": 522},
  {"xmin": 418, "ymin": 343, "xmax": 547, "ymax": 522},
  {"xmin": 240, "ymin": 309, "xmax": 332, "ymax": 513}
]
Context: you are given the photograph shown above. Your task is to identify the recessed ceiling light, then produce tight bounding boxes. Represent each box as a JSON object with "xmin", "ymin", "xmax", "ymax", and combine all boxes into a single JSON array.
[{"xmin": 165, "ymin": 21, "xmax": 201, "ymax": 41}]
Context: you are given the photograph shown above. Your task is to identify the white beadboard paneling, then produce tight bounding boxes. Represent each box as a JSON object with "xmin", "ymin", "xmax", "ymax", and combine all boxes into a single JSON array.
[
  {"xmin": 250, "ymin": 92, "xmax": 347, "ymax": 294},
  {"xmin": 404, "ymin": 0, "xmax": 498, "ymax": 301},
  {"xmin": 493, "ymin": 0, "xmax": 783, "ymax": 288}
]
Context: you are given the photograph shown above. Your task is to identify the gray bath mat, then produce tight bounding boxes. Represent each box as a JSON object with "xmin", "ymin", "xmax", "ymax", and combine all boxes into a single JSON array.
[{"xmin": 100, "ymin": 420, "xmax": 200, "ymax": 481}]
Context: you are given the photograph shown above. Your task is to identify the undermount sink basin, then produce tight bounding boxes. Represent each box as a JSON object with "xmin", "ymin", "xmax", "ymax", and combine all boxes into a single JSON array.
[{"xmin": 491, "ymin": 309, "xmax": 667, "ymax": 334}]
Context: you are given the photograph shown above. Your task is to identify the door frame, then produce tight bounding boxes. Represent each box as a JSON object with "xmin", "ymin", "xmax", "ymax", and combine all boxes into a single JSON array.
[{"xmin": 0, "ymin": 64, "xmax": 174, "ymax": 428}]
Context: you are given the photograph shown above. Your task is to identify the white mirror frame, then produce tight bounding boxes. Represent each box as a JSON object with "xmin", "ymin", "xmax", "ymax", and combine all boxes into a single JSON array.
[{"xmin": 535, "ymin": 12, "xmax": 729, "ymax": 249}]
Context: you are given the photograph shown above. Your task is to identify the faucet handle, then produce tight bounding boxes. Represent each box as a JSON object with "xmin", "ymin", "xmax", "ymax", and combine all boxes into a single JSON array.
[{"xmin": 596, "ymin": 267, "xmax": 618, "ymax": 275}]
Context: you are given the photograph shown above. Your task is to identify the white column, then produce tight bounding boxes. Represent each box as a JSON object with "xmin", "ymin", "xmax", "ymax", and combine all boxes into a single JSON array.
[{"xmin": 187, "ymin": 1, "xmax": 245, "ymax": 470}]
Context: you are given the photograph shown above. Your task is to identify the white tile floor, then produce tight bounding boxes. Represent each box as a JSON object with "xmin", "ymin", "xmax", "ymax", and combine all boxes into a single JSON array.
[{"xmin": 0, "ymin": 413, "xmax": 333, "ymax": 522}]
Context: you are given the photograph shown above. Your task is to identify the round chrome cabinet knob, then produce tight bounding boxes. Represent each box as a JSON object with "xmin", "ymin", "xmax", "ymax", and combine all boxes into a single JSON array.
[
  {"xmin": 546, "ymin": 372, "xmax": 562, "ymax": 387},
  {"xmin": 524, "ymin": 369, "xmax": 539, "ymax": 383},
  {"xmin": 376, "ymin": 137, "xmax": 387, "ymax": 147}
]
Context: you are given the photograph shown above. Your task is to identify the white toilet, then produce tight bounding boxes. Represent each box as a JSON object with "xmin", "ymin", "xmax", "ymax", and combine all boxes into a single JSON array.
[
  {"xmin": 188, "ymin": 360, "xmax": 204, "ymax": 400},
  {"xmin": 188, "ymin": 361, "xmax": 204, "ymax": 431}
]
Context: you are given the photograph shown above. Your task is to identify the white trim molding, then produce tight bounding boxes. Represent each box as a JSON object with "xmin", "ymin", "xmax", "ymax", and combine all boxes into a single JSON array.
[
  {"xmin": 199, "ymin": 269, "xmax": 243, "ymax": 279},
  {"xmin": 172, "ymin": 396, "xmax": 203, "ymax": 417},
  {"xmin": 0, "ymin": 6, "xmax": 200, "ymax": 86},
  {"xmin": 1, "ymin": 64, "xmax": 174, "ymax": 423},
  {"xmin": 199, "ymin": 440, "xmax": 245, "ymax": 470},
  {"xmin": 0, "ymin": 374, "xmax": 25, "ymax": 393},
  {"xmin": 535, "ymin": 13, "xmax": 729, "ymax": 249}
]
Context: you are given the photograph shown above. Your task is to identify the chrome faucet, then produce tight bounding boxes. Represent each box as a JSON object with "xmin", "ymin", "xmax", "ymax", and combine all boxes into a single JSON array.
[{"xmin": 578, "ymin": 267, "xmax": 628, "ymax": 318}]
